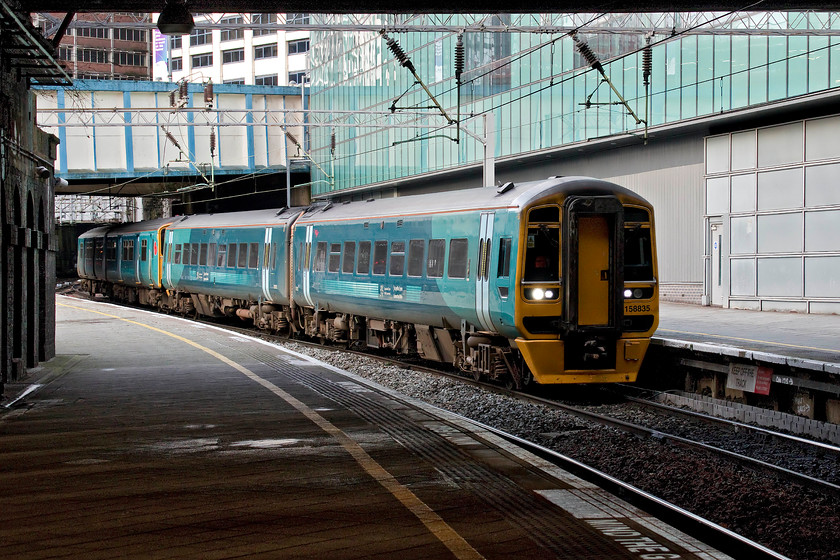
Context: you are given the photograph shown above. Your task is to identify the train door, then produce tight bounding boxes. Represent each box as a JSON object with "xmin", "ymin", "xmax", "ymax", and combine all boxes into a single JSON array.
[
  {"xmin": 577, "ymin": 216, "xmax": 610, "ymax": 326},
  {"xmin": 475, "ymin": 212, "xmax": 496, "ymax": 331},
  {"xmin": 163, "ymin": 231, "xmax": 173, "ymax": 286},
  {"xmin": 564, "ymin": 196, "xmax": 623, "ymax": 332},
  {"xmin": 301, "ymin": 225, "xmax": 315, "ymax": 306},
  {"xmin": 261, "ymin": 227, "xmax": 273, "ymax": 301}
]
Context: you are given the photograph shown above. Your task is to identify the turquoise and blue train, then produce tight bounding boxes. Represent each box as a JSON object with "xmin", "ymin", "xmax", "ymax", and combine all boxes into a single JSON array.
[{"xmin": 78, "ymin": 176, "xmax": 658, "ymax": 386}]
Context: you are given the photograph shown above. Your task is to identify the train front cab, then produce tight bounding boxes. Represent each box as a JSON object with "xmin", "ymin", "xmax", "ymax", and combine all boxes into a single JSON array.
[{"xmin": 514, "ymin": 193, "xmax": 658, "ymax": 384}]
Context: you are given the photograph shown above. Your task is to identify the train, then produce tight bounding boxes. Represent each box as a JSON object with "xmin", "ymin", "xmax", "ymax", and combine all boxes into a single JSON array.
[{"xmin": 77, "ymin": 176, "xmax": 658, "ymax": 387}]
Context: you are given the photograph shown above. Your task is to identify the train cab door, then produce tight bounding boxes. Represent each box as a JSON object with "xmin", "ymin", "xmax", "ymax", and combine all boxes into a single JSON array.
[
  {"xmin": 475, "ymin": 212, "xmax": 497, "ymax": 332},
  {"xmin": 564, "ymin": 196, "xmax": 623, "ymax": 333}
]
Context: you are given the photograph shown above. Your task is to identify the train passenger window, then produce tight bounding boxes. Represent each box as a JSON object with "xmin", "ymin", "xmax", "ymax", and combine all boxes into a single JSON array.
[
  {"xmin": 625, "ymin": 226, "xmax": 654, "ymax": 281},
  {"xmin": 372, "ymin": 241, "xmax": 388, "ymax": 275},
  {"xmin": 191, "ymin": 243, "xmax": 200, "ymax": 266},
  {"xmin": 216, "ymin": 244, "xmax": 226, "ymax": 267},
  {"xmin": 227, "ymin": 243, "xmax": 237, "ymax": 268},
  {"xmin": 477, "ymin": 239, "xmax": 492, "ymax": 281},
  {"xmin": 248, "ymin": 243, "xmax": 259, "ymax": 269},
  {"xmin": 524, "ymin": 226, "xmax": 559, "ymax": 281},
  {"xmin": 314, "ymin": 242, "xmax": 327, "ymax": 272},
  {"xmin": 106, "ymin": 239, "xmax": 117, "ymax": 261},
  {"xmin": 140, "ymin": 239, "xmax": 148, "ymax": 262},
  {"xmin": 208, "ymin": 243, "xmax": 217, "ymax": 267},
  {"xmin": 497, "ymin": 238, "xmax": 512, "ymax": 277},
  {"xmin": 298, "ymin": 243, "xmax": 303, "ymax": 271},
  {"xmin": 390, "ymin": 242, "xmax": 405, "ymax": 276},
  {"xmin": 238, "ymin": 243, "xmax": 248, "ymax": 268},
  {"xmin": 85, "ymin": 240, "xmax": 94, "ymax": 260},
  {"xmin": 342, "ymin": 242, "xmax": 356, "ymax": 273},
  {"xmin": 122, "ymin": 240, "xmax": 135, "ymax": 261},
  {"xmin": 328, "ymin": 243, "xmax": 341, "ymax": 272},
  {"xmin": 448, "ymin": 239, "xmax": 468, "ymax": 279},
  {"xmin": 427, "ymin": 239, "xmax": 445, "ymax": 278},
  {"xmin": 199, "ymin": 243, "xmax": 208, "ymax": 266},
  {"xmin": 407, "ymin": 240, "xmax": 424, "ymax": 277},
  {"xmin": 174, "ymin": 244, "xmax": 182, "ymax": 264},
  {"xmin": 357, "ymin": 241, "xmax": 371, "ymax": 274}
]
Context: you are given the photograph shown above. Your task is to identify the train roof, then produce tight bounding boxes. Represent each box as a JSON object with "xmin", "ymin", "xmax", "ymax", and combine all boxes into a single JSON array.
[
  {"xmin": 77, "ymin": 217, "xmax": 179, "ymax": 239},
  {"xmin": 166, "ymin": 207, "xmax": 302, "ymax": 229},
  {"xmin": 76, "ymin": 177, "xmax": 651, "ymax": 239},
  {"xmin": 296, "ymin": 176, "xmax": 651, "ymax": 224}
]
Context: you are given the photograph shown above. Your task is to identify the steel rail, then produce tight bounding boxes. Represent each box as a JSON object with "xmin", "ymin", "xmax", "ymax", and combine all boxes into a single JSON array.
[{"xmin": 472, "ymin": 422, "xmax": 790, "ymax": 560}]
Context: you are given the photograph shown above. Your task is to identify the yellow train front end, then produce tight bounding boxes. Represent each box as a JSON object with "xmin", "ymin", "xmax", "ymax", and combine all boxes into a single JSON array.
[{"xmin": 513, "ymin": 185, "xmax": 658, "ymax": 384}]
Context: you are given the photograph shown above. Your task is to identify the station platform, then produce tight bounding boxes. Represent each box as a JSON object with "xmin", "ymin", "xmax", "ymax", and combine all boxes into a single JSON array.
[
  {"xmin": 0, "ymin": 296, "xmax": 730, "ymax": 560},
  {"xmin": 656, "ymin": 302, "xmax": 840, "ymax": 373}
]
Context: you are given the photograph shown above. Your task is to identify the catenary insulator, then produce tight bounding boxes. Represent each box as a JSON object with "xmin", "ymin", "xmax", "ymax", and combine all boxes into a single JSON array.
[
  {"xmin": 454, "ymin": 35, "xmax": 465, "ymax": 82},
  {"xmin": 386, "ymin": 36, "xmax": 415, "ymax": 73},
  {"xmin": 330, "ymin": 131, "xmax": 336, "ymax": 154},
  {"xmin": 169, "ymin": 90, "xmax": 176, "ymax": 107},
  {"xmin": 209, "ymin": 129, "xmax": 216, "ymax": 157},
  {"xmin": 642, "ymin": 45, "xmax": 653, "ymax": 87},
  {"xmin": 179, "ymin": 80, "xmax": 188, "ymax": 100}
]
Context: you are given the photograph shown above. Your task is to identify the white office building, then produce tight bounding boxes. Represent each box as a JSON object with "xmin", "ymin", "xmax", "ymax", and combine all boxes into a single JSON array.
[{"xmin": 156, "ymin": 13, "xmax": 309, "ymax": 86}]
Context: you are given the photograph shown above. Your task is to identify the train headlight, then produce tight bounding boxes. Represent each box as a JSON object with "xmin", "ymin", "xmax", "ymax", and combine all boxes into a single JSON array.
[
  {"xmin": 623, "ymin": 289, "xmax": 633, "ymax": 298},
  {"xmin": 544, "ymin": 289, "xmax": 554, "ymax": 299},
  {"xmin": 532, "ymin": 288, "xmax": 545, "ymax": 300},
  {"xmin": 633, "ymin": 288, "xmax": 644, "ymax": 298}
]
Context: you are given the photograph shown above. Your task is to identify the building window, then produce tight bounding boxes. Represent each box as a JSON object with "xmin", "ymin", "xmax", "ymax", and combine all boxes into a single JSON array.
[
  {"xmin": 115, "ymin": 51, "xmax": 146, "ymax": 66},
  {"xmin": 77, "ymin": 48, "xmax": 108, "ymax": 64},
  {"xmin": 254, "ymin": 74, "xmax": 278, "ymax": 86},
  {"xmin": 169, "ymin": 35, "xmax": 182, "ymax": 50},
  {"xmin": 115, "ymin": 28, "xmax": 147, "ymax": 42},
  {"xmin": 189, "ymin": 28, "xmax": 211, "ymax": 46},
  {"xmin": 254, "ymin": 44, "xmax": 277, "ymax": 59},
  {"xmin": 222, "ymin": 48, "xmax": 244, "ymax": 64},
  {"xmin": 288, "ymin": 71, "xmax": 308, "ymax": 85},
  {"xmin": 191, "ymin": 53, "xmax": 213, "ymax": 67},
  {"xmin": 251, "ymin": 13, "xmax": 276, "ymax": 36},
  {"xmin": 286, "ymin": 13, "xmax": 309, "ymax": 24},
  {"xmin": 170, "ymin": 57, "xmax": 182, "ymax": 72},
  {"xmin": 288, "ymin": 39, "xmax": 309, "ymax": 55},
  {"xmin": 219, "ymin": 16, "xmax": 244, "ymax": 41},
  {"xmin": 57, "ymin": 46, "xmax": 73, "ymax": 61},
  {"xmin": 223, "ymin": 78, "xmax": 245, "ymax": 85},
  {"xmin": 77, "ymin": 26, "xmax": 109, "ymax": 39}
]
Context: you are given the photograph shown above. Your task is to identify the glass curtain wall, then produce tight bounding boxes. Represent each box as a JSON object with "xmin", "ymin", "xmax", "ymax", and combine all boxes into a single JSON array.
[{"xmin": 308, "ymin": 12, "xmax": 840, "ymax": 195}]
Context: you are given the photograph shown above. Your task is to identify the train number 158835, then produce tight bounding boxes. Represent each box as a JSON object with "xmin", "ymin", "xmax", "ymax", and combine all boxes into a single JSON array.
[{"xmin": 624, "ymin": 304, "xmax": 651, "ymax": 314}]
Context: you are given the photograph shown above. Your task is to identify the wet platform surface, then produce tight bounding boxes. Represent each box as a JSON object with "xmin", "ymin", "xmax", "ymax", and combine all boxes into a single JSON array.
[
  {"xmin": 0, "ymin": 296, "xmax": 730, "ymax": 560},
  {"xmin": 657, "ymin": 302, "xmax": 840, "ymax": 370}
]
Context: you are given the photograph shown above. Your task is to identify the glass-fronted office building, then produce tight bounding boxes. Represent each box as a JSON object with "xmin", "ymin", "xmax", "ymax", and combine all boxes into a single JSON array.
[{"xmin": 306, "ymin": 12, "xmax": 840, "ymax": 311}]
